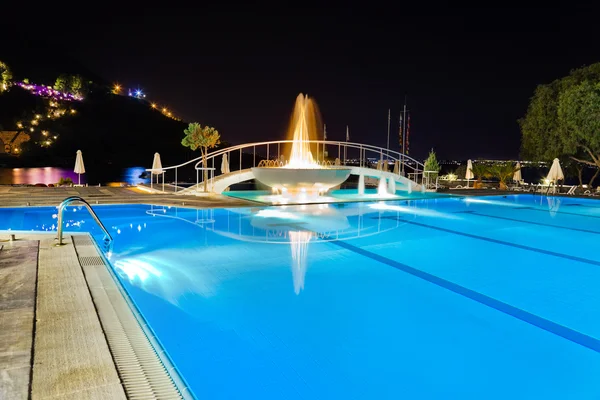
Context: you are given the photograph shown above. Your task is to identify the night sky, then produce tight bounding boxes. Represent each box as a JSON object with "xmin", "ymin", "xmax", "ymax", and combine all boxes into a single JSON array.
[{"xmin": 4, "ymin": 5, "xmax": 599, "ymax": 160}]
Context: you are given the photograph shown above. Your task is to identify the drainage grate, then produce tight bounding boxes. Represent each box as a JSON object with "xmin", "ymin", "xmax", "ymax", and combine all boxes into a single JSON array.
[
  {"xmin": 72, "ymin": 235, "xmax": 94, "ymax": 246},
  {"xmin": 73, "ymin": 235, "xmax": 186, "ymax": 399},
  {"xmin": 79, "ymin": 256, "xmax": 106, "ymax": 266}
]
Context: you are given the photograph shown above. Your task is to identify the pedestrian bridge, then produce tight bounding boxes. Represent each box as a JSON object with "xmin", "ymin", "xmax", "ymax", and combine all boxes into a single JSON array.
[{"xmin": 147, "ymin": 140, "xmax": 426, "ymax": 195}]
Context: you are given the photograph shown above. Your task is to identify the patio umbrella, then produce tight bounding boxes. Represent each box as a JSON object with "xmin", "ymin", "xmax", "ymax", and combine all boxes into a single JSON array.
[
  {"xmin": 393, "ymin": 160, "xmax": 399, "ymax": 175},
  {"xmin": 465, "ymin": 159, "xmax": 474, "ymax": 188},
  {"xmin": 151, "ymin": 152, "xmax": 164, "ymax": 191},
  {"xmin": 513, "ymin": 162, "xmax": 522, "ymax": 183},
  {"xmin": 221, "ymin": 153, "xmax": 230, "ymax": 174},
  {"xmin": 74, "ymin": 150, "xmax": 85, "ymax": 185},
  {"xmin": 546, "ymin": 158, "xmax": 564, "ymax": 194},
  {"xmin": 546, "ymin": 158, "xmax": 564, "ymax": 182}
]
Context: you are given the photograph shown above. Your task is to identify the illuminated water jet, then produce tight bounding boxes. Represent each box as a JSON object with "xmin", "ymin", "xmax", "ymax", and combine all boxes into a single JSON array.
[{"xmin": 252, "ymin": 94, "xmax": 351, "ymax": 195}]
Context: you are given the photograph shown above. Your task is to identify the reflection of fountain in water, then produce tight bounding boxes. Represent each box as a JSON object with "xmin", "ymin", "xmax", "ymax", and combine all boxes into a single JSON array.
[{"xmin": 289, "ymin": 230, "xmax": 314, "ymax": 294}]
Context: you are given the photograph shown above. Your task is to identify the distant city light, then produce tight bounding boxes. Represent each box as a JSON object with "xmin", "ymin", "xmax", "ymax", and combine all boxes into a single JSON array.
[
  {"xmin": 113, "ymin": 84, "xmax": 121, "ymax": 94},
  {"xmin": 151, "ymin": 103, "xmax": 157, "ymax": 108}
]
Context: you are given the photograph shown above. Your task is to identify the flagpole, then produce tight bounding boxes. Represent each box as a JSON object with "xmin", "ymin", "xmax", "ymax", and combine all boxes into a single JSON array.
[
  {"xmin": 345, "ymin": 125, "xmax": 349, "ymax": 165},
  {"xmin": 323, "ymin": 123, "xmax": 327, "ymax": 162},
  {"xmin": 402, "ymin": 100, "xmax": 407, "ymax": 157},
  {"xmin": 386, "ymin": 109, "xmax": 390, "ymax": 158}
]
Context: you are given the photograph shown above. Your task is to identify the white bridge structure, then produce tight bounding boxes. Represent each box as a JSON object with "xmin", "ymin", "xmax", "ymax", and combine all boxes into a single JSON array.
[{"xmin": 147, "ymin": 140, "xmax": 428, "ymax": 195}]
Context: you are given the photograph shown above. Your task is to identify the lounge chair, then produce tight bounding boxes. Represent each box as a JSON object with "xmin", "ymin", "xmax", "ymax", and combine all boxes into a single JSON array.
[{"xmin": 566, "ymin": 186, "xmax": 576, "ymax": 195}]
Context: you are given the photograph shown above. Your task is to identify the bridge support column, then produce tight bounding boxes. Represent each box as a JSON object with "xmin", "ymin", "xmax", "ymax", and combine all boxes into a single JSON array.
[
  {"xmin": 388, "ymin": 177, "xmax": 396, "ymax": 194},
  {"xmin": 358, "ymin": 174, "xmax": 365, "ymax": 195}
]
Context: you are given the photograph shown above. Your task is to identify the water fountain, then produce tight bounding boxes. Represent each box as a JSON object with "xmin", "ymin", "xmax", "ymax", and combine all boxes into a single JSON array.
[{"xmin": 252, "ymin": 94, "xmax": 352, "ymax": 198}]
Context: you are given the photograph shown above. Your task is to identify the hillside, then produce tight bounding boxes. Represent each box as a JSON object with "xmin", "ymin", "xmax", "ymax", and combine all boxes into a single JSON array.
[{"xmin": 0, "ymin": 58, "xmax": 199, "ymax": 170}]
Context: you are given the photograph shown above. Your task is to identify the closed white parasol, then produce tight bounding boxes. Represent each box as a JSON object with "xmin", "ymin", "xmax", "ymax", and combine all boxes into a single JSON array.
[
  {"xmin": 513, "ymin": 161, "xmax": 522, "ymax": 182},
  {"xmin": 150, "ymin": 152, "xmax": 164, "ymax": 191},
  {"xmin": 465, "ymin": 159, "xmax": 474, "ymax": 188},
  {"xmin": 546, "ymin": 158, "xmax": 564, "ymax": 194},
  {"xmin": 546, "ymin": 158, "xmax": 564, "ymax": 182},
  {"xmin": 74, "ymin": 150, "xmax": 85, "ymax": 185},
  {"xmin": 221, "ymin": 153, "xmax": 230, "ymax": 174}
]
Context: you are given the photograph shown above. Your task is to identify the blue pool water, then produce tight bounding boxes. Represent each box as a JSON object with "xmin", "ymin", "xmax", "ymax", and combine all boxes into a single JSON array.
[
  {"xmin": 2, "ymin": 194, "xmax": 600, "ymax": 399},
  {"xmin": 224, "ymin": 188, "xmax": 449, "ymax": 205}
]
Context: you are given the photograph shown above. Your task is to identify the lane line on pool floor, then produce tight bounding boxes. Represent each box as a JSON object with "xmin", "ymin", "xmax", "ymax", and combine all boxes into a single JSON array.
[
  {"xmin": 454, "ymin": 210, "xmax": 600, "ymax": 235},
  {"xmin": 515, "ymin": 206, "xmax": 600, "ymax": 219},
  {"xmin": 327, "ymin": 238, "xmax": 600, "ymax": 354},
  {"xmin": 375, "ymin": 216, "xmax": 600, "ymax": 267}
]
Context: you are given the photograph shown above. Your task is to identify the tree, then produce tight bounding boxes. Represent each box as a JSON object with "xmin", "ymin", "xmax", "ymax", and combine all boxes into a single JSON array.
[
  {"xmin": 486, "ymin": 163, "xmax": 520, "ymax": 190},
  {"xmin": 0, "ymin": 60, "xmax": 12, "ymax": 92},
  {"xmin": 181, "ymin": 123, "xmax": 220, "ymax": 192},
  {"xmin": 520, "ymin": 63, "xmax": 600, "ymax": 187},
  {"xmin": 54, "ymin": 74, "xmax": 71, "ymax": 93},
  {"xmin": 423, "ymin": 149, "xmax": 441, "ymax": 187},
  {"xmin": 69, "ymin": 75, "xmax": 88, "ymax": 97},
  {"xmin": 469, "ymin": 162, "xmax": 489, "ymax": 188},
  {"xmin": 54, "ymin": 74, "xmax": 88, "ymax": 97}
]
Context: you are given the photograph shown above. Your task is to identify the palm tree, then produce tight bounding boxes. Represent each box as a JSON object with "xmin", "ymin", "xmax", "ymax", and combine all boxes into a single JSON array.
[
  {"xmin": 469, "ymin": 163, "xmax": 489, "ymax": 188},
  {"xmin": 486, "ymin": 163, "xmax": 520, "ymax": 190},
  {"xmin": 181, "ymin": 123, "xmax": 221, "ymax": 192}
]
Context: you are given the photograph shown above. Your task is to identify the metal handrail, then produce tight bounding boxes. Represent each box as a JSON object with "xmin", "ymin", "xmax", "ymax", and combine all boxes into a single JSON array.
[
  {"xmin": 56, "ymin": 196, "xmax": 113, "ymax": 246},
  {"xmin": 148, "ymin": 139, "xmax": 425, "ymax": 172},
  {"xmin": 147, "ymin": 139, "xmax": 425, "ymax": 193}
]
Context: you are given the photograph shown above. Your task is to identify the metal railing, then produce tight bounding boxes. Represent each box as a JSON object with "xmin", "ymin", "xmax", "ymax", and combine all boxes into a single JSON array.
[
  {"xmin": 147, "ymin": 140, "xmax": 425, "ymax": 193},
  {"xmin": 56, "ymin": 196, "xmax": 113, "ymax": 246}
]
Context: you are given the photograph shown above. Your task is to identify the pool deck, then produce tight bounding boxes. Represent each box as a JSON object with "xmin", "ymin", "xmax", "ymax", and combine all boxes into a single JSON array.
[
  {"xmin": 0, "ymin": 186, "xmax": 255, "ymax": 208},
  {"xmin": 0, "ymin": 232, "xmax": 184, "ymax": 399}
]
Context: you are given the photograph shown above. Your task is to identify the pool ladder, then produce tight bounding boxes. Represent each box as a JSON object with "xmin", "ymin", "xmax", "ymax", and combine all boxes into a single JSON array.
[{"xmin": 56, "ymin": 196, "xmax": 113, "ymax": 248}]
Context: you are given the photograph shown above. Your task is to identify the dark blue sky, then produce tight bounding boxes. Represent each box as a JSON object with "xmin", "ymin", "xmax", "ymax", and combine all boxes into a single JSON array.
[{"xmin": 4, "ymin": 4, "xmax": 599, "ymax": 160}]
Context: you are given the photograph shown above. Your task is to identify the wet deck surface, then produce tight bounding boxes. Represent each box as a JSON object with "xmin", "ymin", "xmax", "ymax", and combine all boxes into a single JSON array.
[
  {"xmin": 0, "ymin": 234, "xmax": 127, "ymax": 400},
  {"xmin": 0, "ymin": 239, "xmax": 38, "ymax": 400},
  {"xmin": 0, "ymin": 186, "xmax": 255, "ymax": 208}
]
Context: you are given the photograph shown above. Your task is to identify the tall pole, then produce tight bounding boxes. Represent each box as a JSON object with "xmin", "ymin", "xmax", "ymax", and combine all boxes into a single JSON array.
[
  {"xmin": 402, "ymin": 102, "xmax": 407, "ymax": 156},
  {"xmin": 323, "ymin": 123, "xmax": 327, "ymax": 162},
  {"xmin": 401, "ymin": 97, "xmax": 407, "ymax": 176},
  {"xmin": 386, "ymin": 109, "xmax": 391, "ymax": 159},
  {"xmin": 345, "ymin": 125, "xmax": 349, "ymax": 164}
]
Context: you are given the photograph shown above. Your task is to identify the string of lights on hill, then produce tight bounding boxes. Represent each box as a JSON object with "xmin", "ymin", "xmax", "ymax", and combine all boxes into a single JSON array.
[
  {"xmin": 111, "ymin": 83, "xmax": 181, "ymax": 121},
  {"xmin": 14, "ymin": 80, "xmax": 79, "ymax": 149},
  {"xmin": 7, "ymin": 78, "xmax": 182, "ymax": 152}
]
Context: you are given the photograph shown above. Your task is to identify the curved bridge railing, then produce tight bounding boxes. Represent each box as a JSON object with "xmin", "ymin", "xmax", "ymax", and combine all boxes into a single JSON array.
[{"xmin": 146, "ymin": 140, "xmax": 424, "ymax": 193}]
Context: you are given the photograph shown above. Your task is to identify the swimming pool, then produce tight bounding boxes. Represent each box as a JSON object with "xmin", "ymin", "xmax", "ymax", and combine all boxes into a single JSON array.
[
  {"xmin": 2, "ymin": 194, "xmax": 600, "ymax": 399},
  {"xmin": 224, "ymin": 188, "xmax": 447, "ymax": 205}
]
